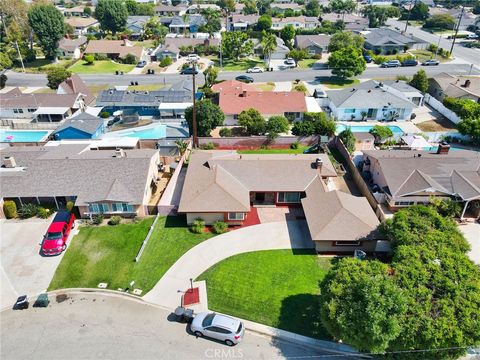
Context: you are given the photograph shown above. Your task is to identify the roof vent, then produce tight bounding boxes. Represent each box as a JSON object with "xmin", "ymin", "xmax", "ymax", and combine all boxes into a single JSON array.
[
  {"xmin": 316, "ymin": 157, "xmax": 323, "ymax": 169},
  {"xmin": 3, "ymin": 156, "xmax": 16, "ymax": 168}
]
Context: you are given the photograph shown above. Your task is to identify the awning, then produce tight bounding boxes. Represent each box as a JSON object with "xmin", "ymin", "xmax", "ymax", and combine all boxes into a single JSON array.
[
  {"xmin": 33, "ymin": 107, "xmax": 70, "ymax": 115},
  {"xmin": 158, "ymin": 102, "xmax": 193, "ymax": 110},
  {"xmin": 305, "ymin": 97, "xmax": 322, "ymax": 113},
  {"xmin": 401, "ymin": 135, "xmax": 431, "ymax": 149}
]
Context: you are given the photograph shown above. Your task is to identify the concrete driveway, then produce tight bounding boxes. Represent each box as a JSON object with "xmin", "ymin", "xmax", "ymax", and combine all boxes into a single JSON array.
[
  {"xmin": 459, "ymin": 223, "xmax": 480, "ymax": 264},
  {"xmin": 0, "ymin": 218, "xmax": 75, "ymax": 309}
]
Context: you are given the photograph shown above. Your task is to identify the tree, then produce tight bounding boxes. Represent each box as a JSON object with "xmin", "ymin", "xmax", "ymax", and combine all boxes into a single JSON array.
[
  {"xmin": 185, "ymin": 100, "xmax": 225, "ymax": 137},
  {"xmin": 287, "ymin": 49, "xmax": 307, "ymax": 66},
  {"xmin": 199, "ymin": 8, "xmax": 222, "ymax": 37},
  {"xmin": 219, "ymin": 0, "xmax": 236, "ymax": 13},
  {"xmin": 305, "ymin": 0, "xmax": 321, "ymax": 17},
  {"xmin": 257, "ymin": 14, "xmax": 272, "ymax": 31},
  {"xmin": 256, "ymin": 0, "xmax": 271, "ymax": 15},
  {"xmin": 291, "ymin": 112, "xmax": 336, "ymax": 137},
  {"xmin": 363, "ymin": 5, "xmax": 400, "ymax": 27},
  {"xmin": 222, "ymin": 32, "xmax": 254, "ymax": 60},
  {"xmin": 203, "ymin": 65, "xmax": 219, "ymax": 87},
  {"xmin": 327, "ymin": 31, "xmax": 364, "ymax": 53},
  {"xmin": 28, "ymin": 4, "xmax": 65, "ymax": 60},
  {"xmin": 84, "ymin": 54, "xmax": 95, "ymax": 65},
  {"xmin": 266, "ymin": 116, "xmax": 289, "ymax": 140},
  {"xmin": 238, "ymin": 108, "xmax": 267, "ymax": 135},
  {"xmin": 175, "ymin": 139, "xmax": 188, "ymax": 156},
  {"xmin": 338, "ymin": 127, "xmax": 355, "ymax": 152},
  {"xmin": 458, "ymin": 118, "xmax": 480, "ymax": 144},
  {"xmin": 329, "ymin": 0, "xmax": 356, "ymax": 21},
  {"xmin": 243, "ymin": 0, "xmax": 258, "ymax": 14},
  {"xmin": 46, "ymin": 66, "xmax": 71, "ymax": 90},
  {"xmin": 143, "ymin": 17, "xmax": 168, "ymax": 42},
  {"xmin": 320, "ymin": 258, "xmax": 407, "ymax": 352},
  {"xmin": 409, "ymin": 69, "xmax": 428, "ymax": 93},
  {"xmin": 0, "ymin": 53, "xmax": 13, "ymax": 71},
  {"xmin": 125, "ymin": 0, "xmax": 137, "ymax": 15},
  {"xmin": 261, "ymin": 31, "xmax": 277, "ymax": 69},
  {"xmin": 402, "ymin": 2, "xmax": 429, "ymax": 21},
  {"xmin": 95, "ymin": 0, "xmax": 128, "ymax": 35},
  {"xmin": 423, "ymin": 14, "xmax": 456, "ymax": 30},
  {"xmin": 369, "ymin": 125, "xmax": 393, "ymax": 143},
  {"xmin": 280, "ymin": 25, "xmax": 296, "ymax": 45},
  {"xmin": 443, "ymin": 97, "xmax": 480, "ymax": 121},
  {"xmin": 83, "ymin": 6, "xmax": 92, "ymax": 17},
  {"xmin": 328, "ymin": 46, "xmax": 366, "ymax": 78}
]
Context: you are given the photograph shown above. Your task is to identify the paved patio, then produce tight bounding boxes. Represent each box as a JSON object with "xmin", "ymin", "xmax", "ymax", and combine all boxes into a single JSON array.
[{"xmin": 257, "ymin": 207, "xmax": 305, "ymax": 223}]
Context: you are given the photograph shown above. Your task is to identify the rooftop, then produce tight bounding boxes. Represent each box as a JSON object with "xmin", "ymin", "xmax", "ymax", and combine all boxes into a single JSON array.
[
  {"xmin": 64, "ymin": 17, "xmax": 98, "ymax": 28},
  {"xmin": 295, "ymin": 34, "xmax": 331, "ymax": 49},
  {"xmin": 84, "ymin": 40, "xmax": 143, "ymax": 59},
  {"xmin": 52, "ymin": 112, "xmax": 104, "ymax": 136},
  {"xmin": 364, "ymin": 27, "xmax": 425, "ymax": 46}
]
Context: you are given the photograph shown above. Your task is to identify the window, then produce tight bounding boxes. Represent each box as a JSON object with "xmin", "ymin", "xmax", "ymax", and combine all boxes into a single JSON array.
[
  {"xmin": 334, "ymin": 241, "xmax": 361, "ymax": 246},
  {"xmin": 112, "ymin": 203, "xmax": 135, "ymax": 213},
  {"xmin": 344, "ymin": 109, "xmax": 355, "ymax": 114},
  {"xmin": 394, "ymin": 201, "xmax": 415, "ymax": 206},
  {"xmin": 206, "ymin": 326, "xmax": 231, "ymax": 334},
  {"xmin": 28, "ymin": 108, "xmax": 36, "ymax": 113},
  {"xmin": 88, "ymin": 203, "xmax": 109, "ymax": 213},
  {"xmin": 228, "ymin": 212, "xmax": 244, "ymax": 221},
  {"xmin": 277, "ymin": 192, "xmax": 301, "ymax": 203}
]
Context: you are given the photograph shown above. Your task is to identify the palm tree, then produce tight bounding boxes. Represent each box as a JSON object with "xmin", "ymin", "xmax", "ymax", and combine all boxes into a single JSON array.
[
  {"xmin": 175, "ymin": 139, "xmax": 188, "ymax": 156},
  {"xmin": 260, "ymin": 31, "xmax": 276, "ymax": 70}
]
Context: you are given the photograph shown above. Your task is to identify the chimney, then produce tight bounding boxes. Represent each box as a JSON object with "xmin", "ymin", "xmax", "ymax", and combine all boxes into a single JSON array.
[
  {"xmin": 316, "ymin": 157, "xmax": 323, "ymax": 170},
  {"xmin": 242, "ymin": 90, "xmax": 247, "ymax": 97},
  {"xmin": 114, "ymin": 148, "xmax": 126, "ymax": 158},
  {"xmin": 463, "ymin": 79, "xmax": 471, "ymax": 88},
  {"xmin": 437, "ymin": 141, "xmax": 450, "ymax": 154},
  {"xmin": 3, "ymin": 156, "xmax": 17, "ymax": 168}
]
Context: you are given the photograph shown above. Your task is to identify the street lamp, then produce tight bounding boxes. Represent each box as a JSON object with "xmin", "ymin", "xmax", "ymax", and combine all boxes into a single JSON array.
[{"xmin": 189, "ymin": 58, "xmax": 199, "ymax": 148}]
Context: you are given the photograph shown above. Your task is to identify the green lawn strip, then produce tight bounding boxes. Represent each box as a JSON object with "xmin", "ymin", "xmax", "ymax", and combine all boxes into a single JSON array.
[
  {"xmin": 298, "ymin": 59, "xmax": 317, "ymax": 69},
  {"xmin": 315, "ymin": 76, "xmax": 360, "ymax": 89},
  {"xmin": 409, "ymin": 50, "xmax": 450, "ymax": 63},
  {"xmin": 69, "ymin": 60, "xmax": 135, "ymax": 74},
  {"xmin": 48, "ymin": 218, "xmax": 155, "ymax": 291},
  {"xmin": 197, "ymin": 249, "xmax": 332, "ymax": 340},
  {"xmin": 131, "ymin": 216, "xmax": 214, "ymax": 292},
  {"xmin": 237, "ymin": 146, "xmax": 308, "ymax": 154},
  {"xmin": 215, "ymin": 58, "xmax": 264, "ymax": 71}
]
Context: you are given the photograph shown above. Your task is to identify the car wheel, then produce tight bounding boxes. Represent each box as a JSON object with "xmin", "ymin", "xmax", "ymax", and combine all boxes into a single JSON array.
[
  {"xmin": 225, "ymin": 340, "xmax": 234, "ymax": 346},
  {"xmin": 194, "ymin": 331, "xmax": 203, "ymax": 338},
  {"xmin": 62, "ymin": 244, "xmax": 66, "ymax": 251}
]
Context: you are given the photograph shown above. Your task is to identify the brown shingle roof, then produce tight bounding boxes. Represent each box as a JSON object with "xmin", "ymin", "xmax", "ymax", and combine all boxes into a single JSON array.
[
  {"xmin": 58, "ymin": 74, "xmax": 95, "ymax": 105},
  {"xmin": 65, "ymin": 17, "xmax": 98, "ymax": 28},
  {"xmin": 58, "ymin": 36, "xmax": 87, "ymax": 52},
  {"xmin": 84, "ymin": 40, "xmax": 143, "ymax": 58}
]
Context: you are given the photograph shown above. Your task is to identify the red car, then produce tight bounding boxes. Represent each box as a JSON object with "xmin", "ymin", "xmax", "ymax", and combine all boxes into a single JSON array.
[{"xmin": 41, "ymin": 211, "xmax": 75, "ymax": 256}]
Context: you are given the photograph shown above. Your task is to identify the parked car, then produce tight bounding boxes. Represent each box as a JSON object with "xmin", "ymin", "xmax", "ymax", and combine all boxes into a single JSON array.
[
  {"xmin": 187, "ymin": 54, "xmax": 200, "ymax": 61},
  {"xmin": 235, "ymin": 75, "xmax": 254, "ymax": 83},
  {"xmin": 363, "ymin": 54, "xmax": 372, "ymax": 63},
  {"xmin": 422, "ymin": 59, "xmax": 440, "ymax": 66},
  {"xmin": 191, "ymin": 312, "xmax": 245, "ymax": 346},
  {"xmin": 313, "ymin": 87, "xmax": 327, "ymax": 98},
  {"xmin": 402, "ymin": 59, "xmax": 418, "ymax": 67},
  {"xmin": 136, "ymin": 60, "xmax": 146, "ymax": 68},
  {"xmin": 284, "ymin": 58, "xmax": 296, "ymax": 68},
  {"xmin": 41, "ymin": 211, "xmax": 75, "ymax": 256},
  {"xmin": 246, "ymin": 66, "xmax": 263, "ymax": 73},
  {"xmin": 181, "ymin": 67, "xmax": 199, "ymax": 75},
  {"xmin": 381, "ymin": 60, "xmax": 401, "ymax": 68},
  {"xmin": 466, "ymin": 34, "xmax": 479, "ymax": 39}
]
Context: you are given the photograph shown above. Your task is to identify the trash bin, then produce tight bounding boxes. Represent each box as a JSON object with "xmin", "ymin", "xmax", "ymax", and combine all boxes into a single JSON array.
[
  {"xmin": 13, "ymin": 295, "xmax": 29, "ymax": 310},
  {"xmin": 174, "ymin": 306, "xmax": 194, "ymax": 323},
  {"xmin": 33, "ymin": 293, "xmax": 49, "ymax": 308},
  {"xmin": 115, "ymin": 71, "xmax": 119, "ymax": 75}
]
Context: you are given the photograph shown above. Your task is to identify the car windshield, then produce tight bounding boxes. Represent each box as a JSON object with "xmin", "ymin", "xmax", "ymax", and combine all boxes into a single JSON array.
[
  {"xmin": 236, "ymin": 323, "xmax": 242, "ymax": 334},
  {"xmin": 46, "ymin": 232, "xmax": 62, "ymax": 240},
  {"xmin": 202, "ymin": 313, "xmax": 215, "ymax": 327}
]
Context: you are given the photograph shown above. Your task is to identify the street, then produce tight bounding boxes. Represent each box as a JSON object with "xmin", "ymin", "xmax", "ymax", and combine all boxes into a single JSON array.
[
  {"xmin": 4, "ymin": 62, "xmax": 479, "ymax": 88},
  {"xmin": 0, "ymin": 292, "xmax": 352, "ymax": 360}
]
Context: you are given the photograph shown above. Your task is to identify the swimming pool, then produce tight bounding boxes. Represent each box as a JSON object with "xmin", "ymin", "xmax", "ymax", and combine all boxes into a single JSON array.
[
  {"xmin": 336, "ymin": 124, "xmax": 404, "ymax": 135},
  {"xmin": 0, "ymin": 130, "xmax": 50, "ymax": 142},
  {"xmin": 105, "ymin": 124, "xmax": 167, "ymax": 140}
]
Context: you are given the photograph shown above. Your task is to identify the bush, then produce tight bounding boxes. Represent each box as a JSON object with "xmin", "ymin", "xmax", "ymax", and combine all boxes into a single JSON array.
[
  {"xmin": 18, "ymin": 203, "xmax": 39, "ymax": 219},
  {"xmin": 108, "ymin": 215, "xmax": 122, "ymax": 225},
  {"xmin": 213, "ymin": 221, "xmax": 228, "ymax": 234},
  {"xmin": 99, "ymin": 111, "xmax": 110, "ymax": 118},
  {"xmin": 91, "ymin": 214, "xmax": 104, "ymax": 225},
  {"xmin": 200, "ymin": 142, "xmax": 215, "ymax": 150},
  {"xmin": 293, "ymin": 84, "xmax": 307, "ymax": 93},
  {"xmin": 290, "ymin": 141, "xmax": 300, "ymax": 149},
  {"xmin": 84, "ymin": 54, "xmax": 95, "ymax": 65},
  {"xmin": 94, "ymin": 54, "xmax": 108, "ymax": 61},
  {"xmin": 66, "ymin": 201, "xmax": 75, "ymax": 212},
  {"xmin": 37, "ymin": 207, "xmax": 52, "ymax": 219},
  {"xmin": 122, "ymin": 53, "xmax": 137, "ymax": 64},
  {"xmin": 159, "ymin": 56, "xmax": 173, "ymax": 67},
  {"xmin": 3, "ymin": 200, "xmax": 17, "ymax": 219},
  {"xmin": 219, "ymin": 128, "xmax": 233, "ymax": 137},
  {"xmin": 191, "ymin": 218, "xmax": 205, "ymax": 234}
]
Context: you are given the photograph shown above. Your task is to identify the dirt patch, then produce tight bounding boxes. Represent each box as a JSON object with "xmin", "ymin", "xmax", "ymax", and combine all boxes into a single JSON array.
[{"xmin": 416, "ymin": 118, "xmax": 457, "ymax": 132}]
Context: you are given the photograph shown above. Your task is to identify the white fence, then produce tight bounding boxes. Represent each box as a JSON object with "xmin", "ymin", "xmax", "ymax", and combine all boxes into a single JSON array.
[{"xmin": 424, "ymin": 94, "xmax": 461, "ymax": 124}]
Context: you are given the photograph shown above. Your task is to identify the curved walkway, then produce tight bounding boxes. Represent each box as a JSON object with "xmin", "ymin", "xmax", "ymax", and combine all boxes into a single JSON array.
[{"xmin": 143, "ymin": 220, "xmax": 313, "ymax": 308}]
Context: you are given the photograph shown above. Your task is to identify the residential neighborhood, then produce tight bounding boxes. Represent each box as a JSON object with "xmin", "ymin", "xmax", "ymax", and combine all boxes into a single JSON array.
[{"xmin": 0, "ymin": 0, "xmax": 479, "ymax": 358}]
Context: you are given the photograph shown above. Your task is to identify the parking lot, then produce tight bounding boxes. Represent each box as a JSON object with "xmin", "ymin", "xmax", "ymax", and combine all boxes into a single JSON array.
[{"xmin": 0, "ymin": 218, "xmax": 76, "ymax": 309}]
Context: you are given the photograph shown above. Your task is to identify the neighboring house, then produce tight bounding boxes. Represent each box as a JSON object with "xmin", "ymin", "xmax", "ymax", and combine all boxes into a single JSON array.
[
  {"xmin": 362, "ymin": 147, "xmax": 480, "ymax": 217},
  {"xmin": 57, "ymin": 36, "xmax": 87, "ymax": 59},
  {"xmin": 52, "ymin": 112, "xmax": 105, "ymax": 140},
  {"xmin": 178, "ymin": 151, "xmax": 382, "ymax": 253},
  {"xmin": 186, "ymin": 3, "xmax": 220, "ymax": 14},
  {"xmin": 363, "ymin": 28, "xmax": 425, "ymax": 54},
  {"xmin": 429, "ymin": 7, "xmax": 477, "ymax": 31},
  {"xmin": 154, "ymin": 4, "xmax": 187, "ymax": 16},
  {"xmin": 271, "ymin": 16, "xmax": 320, "ymax": 30},
  {"xmin": 65, "ymin": 17, "xmax": 99, "ymax": 36},
  {"xmin": 320, "ymin": 13, "xmax": 369, "ymax": 31},
  {"xmin": 353, "ymin": 132, "xmax": 375, "ymax": 151},
  {"xmin": 381, "ymin": 79, "xmax": 424, "ymax": 106},
  {"xmin": 154, "ymin": 37, "xmax": 219, "ymax": 60},
  {"xmin": 428, "ymin": 72, "xmax": 480, "ymax": 103},
  {"xmin": 62, "ymin": 5, "xmax": 93, "ymax": 17},
  {"xmin": 168, "ymin": 14, "xmax": 206, "ymax": 33},
  {"xmin": 57, "ymin": 74, "xmax": 96, "ymax": 106},
  {"xmin": 252, "ymin": 36, "xmax": 289, "ymax": 60},
  {"xmin": 126, "ymin": 16, "xmax": 150, "ymax": 39},
  {"xmin": 326, "ymin": 80, "xmax": 421, "ymax": 121},
  {"xmin": 84, "ymin": 39, "xmax": 144, "ymax": 60},
  {"xmin": 233, "ymin": 2, "xmax": 245, "ymax": 14},
  {"xmin": 294, "ymin": 34, "xmax": 331, "ymax": 55},
  {"xmin": 0, "ymin": 144, "xmax": 161, "ymax": 218},
  {"xmin": 227, "ymin": 14, "xmax": 260, "ymax": 31},
  {"xmin": 271, "ymin": 3, "xmax": 303, "ymax": 13}
]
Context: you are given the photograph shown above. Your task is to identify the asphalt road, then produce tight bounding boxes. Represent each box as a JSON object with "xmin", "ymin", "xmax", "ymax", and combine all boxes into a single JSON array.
[
  {"xmin": 0, "ymin": 292, "xmax": 352, "ymax": 360},
  {"xmin": 4, "ymin": 62, "xmax": 479, "ymax": 88}
]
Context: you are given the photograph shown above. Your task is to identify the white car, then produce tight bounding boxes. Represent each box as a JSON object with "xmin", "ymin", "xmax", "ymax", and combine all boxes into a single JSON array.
[
  {"xmin": 187, "ymin": 54, "xmax": 200, "ymax": 61},
  {"xmin": 246, "ymin": 67, "xmax": 264, "ymax": 73},
  {"xmin": 191, "ymin": 312, "xmax": 245, "ymax": 346},
  {"xmin": 313, "ymin": 87, "xmax": 327, "ymax": 98},
  {"xmin": 284, "ymin": 58, "xmax": 296, "ymax": 68},
  {"xmin": 466, "ymin": 33, "xmax": 479, "ymax": 39}
]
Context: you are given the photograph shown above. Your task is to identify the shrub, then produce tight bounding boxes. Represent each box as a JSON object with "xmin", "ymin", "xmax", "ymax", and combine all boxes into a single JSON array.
[
  {"xmin": 290, "ymin": 141, "xmax": 300, "ymax": 149},
  {"xmin": 293, "ymin": 84, "xmax": 307, "ymax": 93},
  {"xmin": 200, "ymin": 142, "xmax": 215, "ymax": 150},
  {"xmin": 3, "ymin": 200, "xmax": 17, "ymax": 219},
  {"xmin": 159, "ymin": 56, "xmax": 173, "ymax": 67},
  {"xmin": 94, "ymin": 54, "xmax": 108, "ymax": 61},
  {"xmin": 219, "ymin": 127, "xmax": 233, "ymax": 137},
  {"xmin": 191, "ymin": 218, "xmax": 205, "ymax": 234},
  {"xmin": 91, "ymin": 214, "xmax": 104, "ymax": 225},
  {"xmin": 84, "ymin": 54, "xmax": 95, "ymax": 64},
  {"xmin": 37, "ymin": 207, "xmax": 52, "ymax": 219},
  {"xmin": 213, "ymin": 221, "xmax": 228, "ymax": 234},
  {"xmin": 122, "ymin": 53, "xmax": 137, "ymax": 64},
  {"xmin": 99, "ymin": 111, "xmax": 110, "ymax": 118},
  {"xmin": 66, "ymin": 201, "xmax": 74, "ymax": 212},
  {"xmin": 18, "ymin": 203, "xmax": 39, "ymax": 219},
  {"xmin": 108, "ymin": 215, "xmax": 122, "ymax": 225}
]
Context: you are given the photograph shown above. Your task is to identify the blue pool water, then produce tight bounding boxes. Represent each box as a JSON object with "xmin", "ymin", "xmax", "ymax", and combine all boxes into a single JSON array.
[
  {"xmin": 336, "ymin": 124, "xmax": 404, "ymax": 134},
  {"xmin": 0, "ymin": 130, "xmax": 49, "ymax": 142},
  {"xmin": 120, "ymin": 125, "xmax": 167, "ymax": 139}
]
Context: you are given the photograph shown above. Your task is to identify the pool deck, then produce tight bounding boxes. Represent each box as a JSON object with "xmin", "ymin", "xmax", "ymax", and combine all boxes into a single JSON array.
[
  {"xmin": 338, "ymin": 121, "xmax": 421, "ymax": 134},
  {"xmin": 101, "ymin": 122, "xmax": 167, "ymax": 139}
]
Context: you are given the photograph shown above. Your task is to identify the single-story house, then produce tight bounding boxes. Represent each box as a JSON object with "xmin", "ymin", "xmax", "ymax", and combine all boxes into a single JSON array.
[
  {"xmin": 64, "ymin": 17, "xmax": 99, "ymax": 36},
  {"xmin": 252, "ymin": 36, "xmax": 289, "ymax": 60},
  {"xmin": 154, "ymin": 37, "xmax": 219, "ymax": 60},
  {"xmin": 57, "ymin": 36, "xmax": 87, "ymax": 59},
  {"xmin": 178, "ymin": 151, "xmax": 382, "ymax": 253},
  {"xmin": 429, "ymin": 7, "xmax": 477, "ymax": 31},
  {"xmin": 428, "ymin": 72, "xmax": 480, "ymax": 103},
  {"xmin": 57, "ymin": 74, "xmax": 95, "ymax": 106},
  {"xmin": 62, "ymin": 5, "xmax": 94, "ymax": 17},
  {"xmin": 321, "ymin": 13, "xmax": 369, "ymax": 31},
  {"xmin": 271, "ymin": 16, "xmax": 320, "ymax": 30},
  {"xmin": 362, "ymin": 147, "xmax": 480, "ymax": 218},
  {"xmin": 326, "ymin": 80, "xmax": 418, "ymax": 121},
  {"xmin": 168, "ymin": 14, "xmax": 206, "ymax": 33},
  {"xmin": 294, "ymin": 34, "xmax": 331, "ymax": 55},
  {"xmin": 84, "ymin": 39, "xmax": 144, "ymax": 60},
  {"xmin": 154, "ymin": 4, "xmax": 187, "ymax": 16},
  {"xmin": 126, "ymin": 16, "xmax": 150, "ymax": 39},
  {"xmin": 363, "ymin": 28, "xmax": 425, "ymax": 54},
  {"xmin": 271, "ymin": 3, "xmax": 303, "ymax": 13},
  {"xmin": 228, "ymin": 14, "xmax": 260, "ymax": 31},
  {"xmin": 0, "ymin": 144, "xmax": 161, "ymax": 218},
  {"xmin": 52, "ymin": 112, "xmax": 105, "ymax": 140}
]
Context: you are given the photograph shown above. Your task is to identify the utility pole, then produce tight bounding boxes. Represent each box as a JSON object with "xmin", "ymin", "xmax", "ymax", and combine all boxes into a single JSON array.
[
  {"xmin": 404, "ymin": 0, "xmax": 417, "ymax": 33},
  {"xmin": 191, "ymin": 60, "xmax": 198, "ymax": 148},
  {"xmin": 1, "ymin": 12, "xmax": 25, "ymax": 73},
  {"xmin": 449, "ymin": 5, "xmax": 464, "ymax": 56}
]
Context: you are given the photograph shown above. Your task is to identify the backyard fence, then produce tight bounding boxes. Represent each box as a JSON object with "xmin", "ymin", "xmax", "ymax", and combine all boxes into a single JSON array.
[
  {"xmin": 135, "ymin": 214, "xmax": 161, "ymax": 262},
  {"xmin": 424, "ymin": 94, "xmax": 461, "ymax": 124},
  {"xmin": 198, "ymin": 136, "xmax": 319, "ymax": 150}
]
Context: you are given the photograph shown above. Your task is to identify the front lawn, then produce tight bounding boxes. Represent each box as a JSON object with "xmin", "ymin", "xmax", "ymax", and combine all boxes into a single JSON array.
[
  {"xmin": 49, "ymin": 216, "xmax": 214, "ymax": 293},
  {"xmin": 315, "ymin": 76, "xmax": 360, "ymax": 89},
  {"xmin": 238, "ymin": 146, "xmax": 309, "ymax": 154},
  {"xmin": 197, "ymin": 250, "xmax": 332, "ymax": 339},
  {"xmin": 409, "ymin": 50, "xmax": 450, "ymax": 63},
  {"xmin": 69, "ymin": 60, "xmax": 135, "ymax": 74},
  {"xmin": 298, "ymin": 59, "xmax": 317, "ymax": 69},
  {"xmin": 254, "ymin": 82, "xmax": 275, "ymax": 91},
  {"xmin": 214, "ymin": 58, "xmax": 264, "ymax": 71}
]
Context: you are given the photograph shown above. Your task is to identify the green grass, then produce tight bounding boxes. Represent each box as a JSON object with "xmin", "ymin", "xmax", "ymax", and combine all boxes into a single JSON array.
[
  {"xmin": 214, "ymin": 58, "xmax": 264, "ymax": 71},
  {"xmin": 315, "ymin": 76, "xmax": 360, "ymax": 89},
  {"xmin": 13, "ymin": 58, "xmax": 72, "ymax": 73},
  {"xmin": 254, "ymin": 82, "xmax": 275, "ymax": 91},
  {"xmin": 197, "ymin": 250, "xmax": 332, "ymax": 339},
  {"xmin": 48, "ymin": 216, "xmax": 214, "ymax": 293},
  {"xmin": 238, "ymin": 146, "xmax": 309, "ymax": 154},
  {"xmin": 409, "ymin": 49, "xmax": 450, "ymax": 63},
  {"xmin": 298, "ymin": 59, "xmax": 317, "ymax": 69},
  {"xmin": 68, "ymin": 60, "xmax": 135, "ymax": 74}
]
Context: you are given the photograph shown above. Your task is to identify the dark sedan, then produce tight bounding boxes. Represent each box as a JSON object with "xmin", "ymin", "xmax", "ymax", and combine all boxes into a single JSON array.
[
  {"xmin": 235, "ymin": 75, "xmax": 254, "ymax": 83},
  {"xmin": 181, "ymin": 67, "xmax": 199, "ymax": 75}
]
